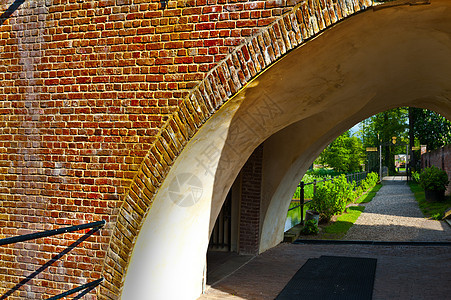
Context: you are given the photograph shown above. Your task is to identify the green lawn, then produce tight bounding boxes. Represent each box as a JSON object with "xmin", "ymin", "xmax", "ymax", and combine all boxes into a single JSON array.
[
  {"xmin": 322, "ymin": 206, "xmax": 365, "ymax": 239},
  {"xmin": 355, "ymin": 184, "xmax": 382, "ymax": 204},
  {"xmin": 408, "ymin": 181, "xmax": 451, "ymax": 220}
]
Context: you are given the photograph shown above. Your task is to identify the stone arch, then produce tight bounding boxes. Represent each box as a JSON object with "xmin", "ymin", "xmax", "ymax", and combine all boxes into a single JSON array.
[{"xmin": 101, "ymin": 0, "xmax": 451, "ymax": 299}]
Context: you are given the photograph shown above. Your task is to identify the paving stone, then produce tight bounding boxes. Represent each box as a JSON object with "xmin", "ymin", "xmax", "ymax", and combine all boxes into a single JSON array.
[
  {"xmin": 200, "ymin": 243, "xmax": 451, "ymax": 300},
  {"xmin": 345, "ymin": 177, "xmax": 451, "ymax": 242}
]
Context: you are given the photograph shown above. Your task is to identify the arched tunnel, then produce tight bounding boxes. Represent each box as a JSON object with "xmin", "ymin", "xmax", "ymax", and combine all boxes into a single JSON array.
[{"xmin": 121, "ymin": 1, "xmax": 451, "ymax": 299}]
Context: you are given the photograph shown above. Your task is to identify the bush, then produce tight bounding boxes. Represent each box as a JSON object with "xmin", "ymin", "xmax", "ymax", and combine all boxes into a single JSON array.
[
  {"xmin": 419, "ymin": 166, "xmax": 449, "ymax": 191},
  {"xmin": 300, "ymin": 219, "xmax": 319, "ymax": 235},
  {"xmin": 310, "ymin": 175, "xmax": 353, "ymax": 222},
  {"xmin": 359, "ymin": 172, "xmax": 378, "ymax": 192},
  {"xmin": 354, "ymin": 186, "xmax": 364, "ymax": 198},
  {"xmin": 293, "ymin": 173, "xmax": 332, "ymax": 199},
  {"xmin": 310, "ymin": 180, "xmax": 335, "ymax": 222},
  {"xmin": 309, "ymin": 172, "xmax": 379, "ymax": 222}
]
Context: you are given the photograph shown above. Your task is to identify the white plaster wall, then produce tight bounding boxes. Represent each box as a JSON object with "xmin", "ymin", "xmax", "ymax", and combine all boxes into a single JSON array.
[{"xmin": 121, "ymin": 98, "xmax": 243, "ymax": 299}]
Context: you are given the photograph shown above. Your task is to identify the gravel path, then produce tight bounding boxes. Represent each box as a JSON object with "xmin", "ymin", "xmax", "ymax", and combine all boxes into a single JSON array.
[{"xmin": 344, "ymin": 176, "xmax": 451, "ymax": 241}]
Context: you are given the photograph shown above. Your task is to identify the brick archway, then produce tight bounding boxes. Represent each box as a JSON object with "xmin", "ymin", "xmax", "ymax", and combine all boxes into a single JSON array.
[
  {"xmin": 106, "ymin": 1, "xmax": 451, "ymax": 299},
  {"xmin": 102, "ymin": 0, "xmax": 374, "ymax": 297}
]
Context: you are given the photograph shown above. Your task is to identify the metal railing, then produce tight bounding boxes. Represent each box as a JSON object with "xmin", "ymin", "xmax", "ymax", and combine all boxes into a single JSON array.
[
  {"xmin": 288, "ymin": 171, "xmax": 369, "ymax": 225},
  {"xmin": 47, "ymin": 278, "xmax": 103, "ymax": 300},
  {"xmin": 0, "ymin": 220, "xmax": 106, "ymax": 299},
  {"xmin": 0, "ymin": 220, "xmax": 105, "ymax": 246}
]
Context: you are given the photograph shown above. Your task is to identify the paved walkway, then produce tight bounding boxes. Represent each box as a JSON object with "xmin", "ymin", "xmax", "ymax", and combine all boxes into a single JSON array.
[
  {"xmin": 200, "ymin": 243, "xmax": 451, "ymax": 299},
  {"xmin": 199, "ymin": 177, "xmax": 451, "ymax": 299},
  {"xmin": 345, "ymin": 176, "xmax": 451, "ymax": 241}
]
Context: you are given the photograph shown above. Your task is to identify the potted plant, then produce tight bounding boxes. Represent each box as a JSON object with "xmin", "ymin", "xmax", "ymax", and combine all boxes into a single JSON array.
[
  {"xmin": 419, "ymin": 166, "xmax": 449, "ymax": 202},
  {"xmin": 300, "ymin": 219, "xmax": 319, "ymax": 235}
]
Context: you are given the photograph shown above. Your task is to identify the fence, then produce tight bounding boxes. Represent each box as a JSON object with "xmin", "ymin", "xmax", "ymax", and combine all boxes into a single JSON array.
[{"xmin": 288, "ymin": 171, "xmax": 369, "ymax": 226}]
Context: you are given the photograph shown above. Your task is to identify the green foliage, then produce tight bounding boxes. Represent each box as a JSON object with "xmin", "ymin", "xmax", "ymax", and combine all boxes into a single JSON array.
[
  {"xmin": 300, "ymin": 219, "xmax": 319, "ymax": 235},
  {"xmin": 310, "ymin": 175, "xmax": 352, "ymax": 221},
  {"xmin": 306, "ymin": 168, "xmax": 340, "ymax": 177},
  {"xmin": 356, "ymin": 172, "xmax": 378, "ymax": 197},
  {"xmin": 293, "ymin": 184, "xmax": 381, "ymax": 239},
  {"xmin": 365, "ymin": 172, "xmax": 379, "ymax": 187},
  {"xmin": 412, "ymin": 171, "xmax": 421, "ymax": 183},
  {"xmin": 309, "ymin": 173, "xmax": 378, "ymax": 222},
  {"xmin": 410, "ymin": 108, "xmax": 451, "ymax": 151},
  {"xmin": 355, "ymin": 184, "xmax": 382, "ymax": 204},
  {"xmin": 323, "ymin": 206, "xmax": 364, "ymax": 236},
  {"xmin": 419, "ymin": 166, "xmax": 449, "ymax": 191},
  {"xmin": 309, "ymin": 180, "xmax": 336, "ymax": 222},
  {"xmin": 353, "ymin": 186, "xmax": 364, "ymax": 199},
  {"xmin": 318, "ymin": 131, "xmax": 365, "ymax": 173},
  {"xmin": 359, "ymin": 108, "xmax": 408, "ymax": 174},
  {"xmin": 409, "ymin": 181, "xmax": 451, "ymax": 220},
  {"xmin": 292, "ymin": 172, "xmax": 332, "ymax": 200}
]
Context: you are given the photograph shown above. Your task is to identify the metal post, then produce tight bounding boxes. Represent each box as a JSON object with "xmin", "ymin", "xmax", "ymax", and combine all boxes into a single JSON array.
[
  {"xmin": 379, "ymin": 143, "xmax": 382, "ymax": 181},
  {"xmin": 313, "ymin": 179, "xmax": 317, "ymax": 195},
  {"xmin": 300, "ymin": 181, "xmax": 305, "ymax": 225},
  {"xmin": 406, "ymin": 145, "xmax": 410, "ymax": 182}
]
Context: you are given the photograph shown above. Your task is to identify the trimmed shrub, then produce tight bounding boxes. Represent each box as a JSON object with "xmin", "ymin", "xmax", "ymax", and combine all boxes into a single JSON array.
[
  {"xmin": 309, "ymin": 172, "xmax": 379, "ymax": 222},
  {"xmin": 419, "ymin": 166, "xmax": 449, "ymax": 192},
  {"xmin": 309, "ymin": 180, "xmax": 336, "ymax": 222},
  {"xmin": 359, "ymin": 172, "xmax": 378, "ymax": 192},
  {"xmin": 310, "ymin": 175, "xmax": 353, "ymax": 222}
]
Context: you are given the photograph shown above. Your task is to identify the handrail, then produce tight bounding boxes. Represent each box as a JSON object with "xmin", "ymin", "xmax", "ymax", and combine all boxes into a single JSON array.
[
  {"xmin": 46, "ymin": 278, "xmax": 103, "ymax": 300},
  {"xmin": 0, "ymin": 220, "xmax": 106, "ymax": 246}
]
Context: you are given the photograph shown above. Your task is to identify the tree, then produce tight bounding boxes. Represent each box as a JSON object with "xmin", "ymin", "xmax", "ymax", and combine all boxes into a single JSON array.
[
  {"xmin": 410, "ymin": 108, "xmax": 451, "ymax": 151},
  {"xmin": 358, "ymin": 108, "xmax": 408, "ymax": 174},
  {"xmin": 319, "ymin": 131, "xmax": 365, "ymax": 173},
  {"xmin": 318, "ymin": 108, "xmax": 450, "ymax": 176}
]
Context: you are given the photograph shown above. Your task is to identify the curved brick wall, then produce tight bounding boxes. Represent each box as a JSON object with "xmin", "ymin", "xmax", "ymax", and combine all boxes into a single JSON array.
[{"xmin": 0, "ymin": 0, "xmax": 371, "ymax": 298}]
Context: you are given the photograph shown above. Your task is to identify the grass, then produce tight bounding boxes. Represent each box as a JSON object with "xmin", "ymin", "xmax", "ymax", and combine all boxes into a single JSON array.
[
  {"xmin": 297, "ymin": 184, "xmax": 382, "ymax": 240},
  {"xmin": 355, "ymin": 184, "xmax": 382, "ymax": 204},
  {"xmin": 322, "ymin": 206, "xmax": 365, "ymax": 239},
  {"xmin": 408, "ymin": 181, "xmax": 451, "ymax": 220}
]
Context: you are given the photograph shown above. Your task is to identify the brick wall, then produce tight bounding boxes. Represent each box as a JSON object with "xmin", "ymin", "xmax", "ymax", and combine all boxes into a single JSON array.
[
  {"xmin": 0, "ymin": 0, "xmax": 372, "ymax": 298},
  {"xmin": 239, "ymin": 144, "xmax": 263, "ymax": 254},
  {"xmin": 421, "ymin": 145, "xmax": 451, "ymax": 195}
]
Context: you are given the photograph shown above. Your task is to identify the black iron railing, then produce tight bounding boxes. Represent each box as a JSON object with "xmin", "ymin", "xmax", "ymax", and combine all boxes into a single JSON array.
[
  {"xmin": 0, "ymin": 221, "xmax": 106, "ymax": 299},
  {"xmin": 47, "ymin": 278, "xmax": 104, "ymax": 300},
  {"xmin": 0, "ymin": 220, "xmax": 105, "ymax": 246}
]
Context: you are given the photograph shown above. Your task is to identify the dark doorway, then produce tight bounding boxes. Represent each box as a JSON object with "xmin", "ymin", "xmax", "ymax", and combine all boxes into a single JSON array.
[{"xmin": 208, "ymin": 191, "xmax": 232, "ymax": 251}]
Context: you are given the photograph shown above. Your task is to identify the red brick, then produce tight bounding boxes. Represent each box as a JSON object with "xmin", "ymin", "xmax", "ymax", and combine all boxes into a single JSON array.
[{"xmin": 0, "ymin": 0, "xmax": 370, "ymax": 298}]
